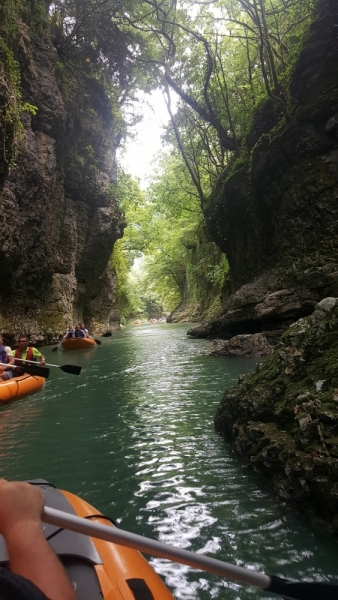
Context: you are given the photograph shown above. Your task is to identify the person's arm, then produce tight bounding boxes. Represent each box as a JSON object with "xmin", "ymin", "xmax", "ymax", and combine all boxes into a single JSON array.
[
  {"xmin": 6, "ymin": 354, "xmax": 15, "ymax": 368},
  {"xmin": 0, "ymin": 356, "xmax": 14, "ymax": 371},
  {"xmin": 32, "ymin": 348, "xmax": 46, "ymax": 365},
  {"xmin": 0, "ymin": 480, "xmax": 77, "ymax": 600}
]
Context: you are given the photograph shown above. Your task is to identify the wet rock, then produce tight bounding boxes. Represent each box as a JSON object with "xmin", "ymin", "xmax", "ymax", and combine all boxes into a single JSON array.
[
  {"xmin": 187, "ymin": 324, "xmax": 212, "ymax": 337},
  {"xmin": 215, "ymin": 298, "xmax": 338, "ymax": 535},
  {"xmin": 210, "ymin": 333, "xmax": 273, "ymax": 357}
]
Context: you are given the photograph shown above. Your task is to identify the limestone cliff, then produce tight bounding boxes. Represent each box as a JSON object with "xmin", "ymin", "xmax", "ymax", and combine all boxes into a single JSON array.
[
  {"xmin": 191, "ymin": 0, "xmax": 338, "ymax": 340},
  {"xmin": 0, "ymin": 2, "xmax": 123, "ymax": 343}
]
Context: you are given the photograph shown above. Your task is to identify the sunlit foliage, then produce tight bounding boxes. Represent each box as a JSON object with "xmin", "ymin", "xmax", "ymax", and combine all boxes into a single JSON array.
[
  {"xmin": 118, "ymin": 0, "xmax": 314, "ymax": 202},
  {"xmin": 115, "ymin": 153, "xmax": 228, "ymax": 319}
]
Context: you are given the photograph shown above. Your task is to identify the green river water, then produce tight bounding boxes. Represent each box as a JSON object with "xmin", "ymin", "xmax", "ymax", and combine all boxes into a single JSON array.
[{"xmin": 0, "ymin": 322, "xmax": 337, "ymax": 599}]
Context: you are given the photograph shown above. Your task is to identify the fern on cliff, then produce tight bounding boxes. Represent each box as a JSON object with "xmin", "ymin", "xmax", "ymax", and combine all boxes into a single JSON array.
[{"xmin": 0, "ymin": 0, "xmax": 38, "ymax": 166}]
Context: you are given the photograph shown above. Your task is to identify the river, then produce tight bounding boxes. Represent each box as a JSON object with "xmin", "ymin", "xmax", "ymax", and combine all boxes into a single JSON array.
[{"xmin": 1, "ymin": 322, "xmax": 337, "ymax": 599}]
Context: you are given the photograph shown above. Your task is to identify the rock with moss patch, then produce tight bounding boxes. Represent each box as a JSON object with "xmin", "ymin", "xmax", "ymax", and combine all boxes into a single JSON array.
[{"xmin": 214, "ymin": 298, "xmax": 338, "ymax": 535}]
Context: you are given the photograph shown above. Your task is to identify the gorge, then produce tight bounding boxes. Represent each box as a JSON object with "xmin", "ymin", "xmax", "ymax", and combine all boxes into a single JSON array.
[{"xmin": 1, "ymin": 0, "xmax": 338, "ymax": 534}]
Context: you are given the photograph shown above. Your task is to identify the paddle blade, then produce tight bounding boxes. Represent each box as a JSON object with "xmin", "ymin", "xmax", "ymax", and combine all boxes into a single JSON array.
[
  {"xmin": 22, "ymin": 365, "xmax": 50, "ymax": 378},
  {"xmin": 267, "ymin": 575, "xmax": 338, "ymax": 600},
  {"xmin": 94, "ymin": 339, "xmax": 102, "ymax": 345},
  {"xmin": 51, "ymin": 347, "xmax": 58, "ymax": 352},
  {"xmin": 59, "ymin": 364, "xmax": 82, "ymax": 375}
]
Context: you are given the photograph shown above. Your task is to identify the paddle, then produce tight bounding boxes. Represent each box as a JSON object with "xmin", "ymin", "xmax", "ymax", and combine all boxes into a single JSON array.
[
  {"xmin": 94, "ymin": 339, "xmax": 101, "ymax": 345},
  {"xmin": 13, "ymin": 358, "xmax": 81, "ymax": 376},
  {"xmin": 0, "ymin": 363, "xmax": 50, "ymax": 378},
  {"xmin": 42, "ymin": 507, "xmax": 338, "ymax": 600},
  {"xmin": 51, "ymin": 340, "xmax": 64, "ymax": 352}
]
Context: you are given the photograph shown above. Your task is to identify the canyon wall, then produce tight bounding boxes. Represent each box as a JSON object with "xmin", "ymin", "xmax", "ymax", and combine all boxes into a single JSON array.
[
  {"xmin": 0, "ymin": 3, "xmax": 123, "ymax": 343},
  {"xmin": 193, "ymin": 0, "xmax": 338, "ymax": 340},
  {"xmin": 209, "ymin": 0, "xmax": 338, "ymax": 533}
]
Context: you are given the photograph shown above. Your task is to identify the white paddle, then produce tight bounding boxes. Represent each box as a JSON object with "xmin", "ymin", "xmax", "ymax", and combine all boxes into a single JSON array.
[{"xmin": 42, "ymin": 507, "xmax": 338, "ymax": 599}]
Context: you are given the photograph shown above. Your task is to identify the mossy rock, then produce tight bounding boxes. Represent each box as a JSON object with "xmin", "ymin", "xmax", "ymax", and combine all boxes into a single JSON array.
[{"xmin": 215, "ymin": 298, "xmax": 338, "ymax": 535}]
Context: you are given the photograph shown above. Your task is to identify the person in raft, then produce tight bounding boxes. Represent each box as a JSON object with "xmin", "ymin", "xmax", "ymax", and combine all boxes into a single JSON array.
[
  {"xmin": 80, "ymin": 323, "xmax": 89, "ymax": 338},
  {"xmin": 12, "ymin": 335, "xmax": 46, "ymax": 375},
  {"xmin": 63, "ymin": 324, "xmax": 74, "ymax": 340},
  {"xmin": 69, "ymin": 324, "xmax": 85, "ymax": 339},
  {"xmin": 0, "ymin": 334, "xmax": 15, "ymax": 381},
  {"xmin": 0, "ymin": 479, "xmax": 77, "ymax": 600}
]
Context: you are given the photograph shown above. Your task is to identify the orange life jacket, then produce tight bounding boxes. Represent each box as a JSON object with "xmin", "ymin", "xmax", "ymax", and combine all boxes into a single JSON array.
[{"xmin": 13, "ymin": 346, "xmax": 35, "ymax": 375}]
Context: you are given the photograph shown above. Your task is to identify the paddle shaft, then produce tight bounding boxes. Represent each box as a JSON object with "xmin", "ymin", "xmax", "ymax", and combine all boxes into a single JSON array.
[
  {"xmin": 52, "ymin": 340, "xmax": 63, "ymax": 352},
  {"xmin": 42, "ymin": 507, "xmax": 270, "ymax": 590},
  {"xmin": 14, "ymin": 358, "xmax": 60, "ymax": 368}
]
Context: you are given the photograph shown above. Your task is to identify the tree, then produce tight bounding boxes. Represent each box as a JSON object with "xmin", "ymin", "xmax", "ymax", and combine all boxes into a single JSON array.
[
  {"xmin": 119, "ymin": 0, "xmax": 314, "ymax": 202},
  {"xmin": 46, "ymin": 0, "xmax": 314, "ymax": 319},
  {"xmin": 117, "ymin": 151, "xmax": 228, "ymax": 318}
]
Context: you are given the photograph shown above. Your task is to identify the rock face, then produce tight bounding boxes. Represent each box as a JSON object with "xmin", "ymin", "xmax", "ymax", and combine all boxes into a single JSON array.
[
  {"xmin": 210, "ymin": 333, "xmax": 274, "ymax": 358},
  {"xmin": 209, "ymin": 0, "xmax": 338, "ymax": 535},
  {"xmin": 214, "ymin": 298, "xmax": 338, "ymax": 534},
  {"xmin": 0, "ymin": 6, "xmax": 123, "ymax": 342},
  {"xmin": 194, "ymin": 0, "xmax": 338, "ymax": 340}
]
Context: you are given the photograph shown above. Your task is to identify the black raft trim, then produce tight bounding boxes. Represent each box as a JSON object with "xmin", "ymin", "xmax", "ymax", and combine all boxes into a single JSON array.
[{"xmin": 126, "ymin": 578, "xmax": 155, "ymax": 600}]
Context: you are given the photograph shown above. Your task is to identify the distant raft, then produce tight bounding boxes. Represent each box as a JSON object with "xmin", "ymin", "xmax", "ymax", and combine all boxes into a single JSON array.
[
  {"xmin": 61, "ymin": 338, "xmax": 96, "ymax": 351},
  {"xmin": 0, "ymin": 374, "xmax": 45, "ymax": 405}
]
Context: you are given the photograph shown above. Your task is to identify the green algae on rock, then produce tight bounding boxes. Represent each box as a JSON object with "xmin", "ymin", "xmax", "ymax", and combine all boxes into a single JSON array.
[{"xmin": 214, "ymin": 298, "xmax": 338, "ymax": 535}]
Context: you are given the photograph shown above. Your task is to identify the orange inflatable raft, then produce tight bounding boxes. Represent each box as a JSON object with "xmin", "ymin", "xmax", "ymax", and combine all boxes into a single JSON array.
[
  {"xmin": 0, "ymin": 374, "xmax": 45, "ymax": 405},
  {"xmin": 5, "ymin": 479, "xmax": 174, "ymax": 600},
  {"xmin": 61, "ymin": 337, "xmax": 96, "ymax": 351}
]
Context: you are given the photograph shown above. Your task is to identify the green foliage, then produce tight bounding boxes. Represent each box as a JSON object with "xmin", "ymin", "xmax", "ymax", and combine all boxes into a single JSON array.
[
  {"xmin": 21, "ymin": 102, "xmax": 38, "ymax": 115},
  {"xmin": 112, "ymin": 172, "xmax": 162, "ymax": 319},
  {"xmin": 121, "ymin": 0, "xmax": 315, "ymax": 202},
  {"xmin": 118, "ymin": 150, "xmax": 228, "ymax": 318},
  {"xmin": 111, "ymin": 239, "xmax": 142, "ymax": 321},
  {"xmin": 0, "ymin": 0, "xmax": 38, "ymax": 165},
  {"xmin": 49, "ymin": 0, "xmax": 156, "ymax": 111},
  {"xmin": 47, "ymin": 0, "xmax": 161, "ymax": 183},
  {"xmin": 0, "ymin": 37, "xmax": 21, "ymax": 122}
]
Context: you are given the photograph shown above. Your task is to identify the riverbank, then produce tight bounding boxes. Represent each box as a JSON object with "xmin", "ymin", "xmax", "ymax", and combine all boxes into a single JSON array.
[{"xmin": 214, "ymin": 298, "xmax": 338, "ymax": 536}]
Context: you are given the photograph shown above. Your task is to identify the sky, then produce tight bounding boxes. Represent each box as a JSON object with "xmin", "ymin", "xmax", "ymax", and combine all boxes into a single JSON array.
[{"xmin": 117, "ymin": 89, "xmax": 172, "ymax": 189}]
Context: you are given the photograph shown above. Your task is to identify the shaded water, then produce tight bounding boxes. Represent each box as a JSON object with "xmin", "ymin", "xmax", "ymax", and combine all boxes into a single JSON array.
[{"xmin": 0, "ymin": 323, "xmax": 337, "ymax": 598}]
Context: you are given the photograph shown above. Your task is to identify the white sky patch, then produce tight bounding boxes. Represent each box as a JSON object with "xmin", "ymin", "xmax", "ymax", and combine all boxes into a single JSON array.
[{"xmin": 118, "ymin": 88, "xmax": 176, "ymax": 189}]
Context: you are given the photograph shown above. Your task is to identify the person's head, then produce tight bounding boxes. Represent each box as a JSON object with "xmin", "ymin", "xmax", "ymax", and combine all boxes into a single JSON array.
[
  {"xmin": 17, "ymin": 335, "xmax": 29, "ymax": 350},
  {"xmin": 75, "ymin": 325, "xmax": 81, "ymax": 331},
  {"xmin": 80, "ymin": 323, "xmax": 85, "ymax": 329}
]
